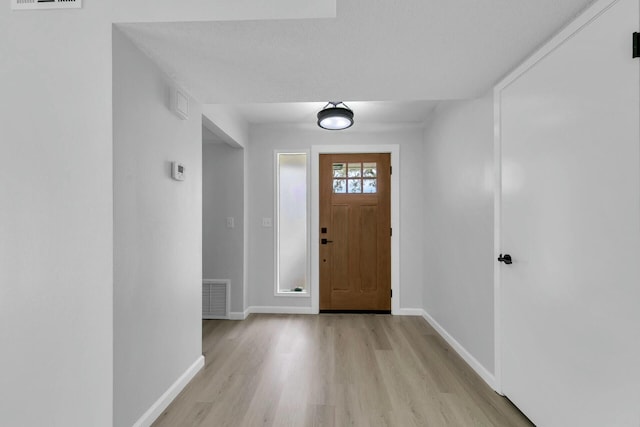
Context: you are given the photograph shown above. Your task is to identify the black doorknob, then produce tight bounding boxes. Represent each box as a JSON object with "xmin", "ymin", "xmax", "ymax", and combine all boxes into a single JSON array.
[
  {"xmin": 498, "ymin": 254, "xmax": 512, "ymax": 264},
  {"xmin": 321, "ymin": 238, "xmax": 333, "ymax": 245}
]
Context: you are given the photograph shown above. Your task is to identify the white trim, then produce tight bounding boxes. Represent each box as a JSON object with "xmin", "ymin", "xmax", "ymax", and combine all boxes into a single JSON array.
[
  {"xmin": 230, "ymin": 307, "xmax": 316, "ymax": 318},
  {"xmin": 494, "ymin": 0, "xmax": 620, "ymax": 93},
  {"xmin": 243, "ymin": 146, "xmax": 249, "ymax": 315},
  {"xmin": 493, "ymin": 89, "xmax": 503, "ymax": 394},
  {"xmin": 275, "ymin": 291, "xmax": 310, "ymax": 297},
  {"xmin": 396, "ymin": 308, "xmax": 424, "ymax": 316},
  {"xmin": 229, "ymin": 309, "xmax": 250, "ymax": 320},
  {"xmin": 310, "ymin": 144, "xmax": 401, "ymax": 315},
  {"xmin": 421, "ymin": 310, "xmax": 497, "ymax": 391},
  {"xmin": 232, "ymin": 306, "xmax": 424, "ymax": 317},
  {"xmin": 247, "ymin": 306, "xmax": 315, "ymax": 315},
  {"xmin": 492, "ymin": 0, "xmax": 620, "ymax": 396},
  {"xmin": 132, "ymin": 355, "xmax": 205, "ymax": 427}
]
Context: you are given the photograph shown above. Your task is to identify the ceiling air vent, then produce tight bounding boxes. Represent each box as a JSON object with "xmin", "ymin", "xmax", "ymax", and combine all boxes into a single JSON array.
[{"xmin": 12, "ymin": 0, "xmax": 81, "ymax": 10}]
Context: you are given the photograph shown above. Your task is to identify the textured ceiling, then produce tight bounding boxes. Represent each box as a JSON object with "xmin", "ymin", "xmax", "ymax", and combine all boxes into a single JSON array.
[{"xmin": 119, "ymin": 0, "xmax": 595, "ymax": 124}]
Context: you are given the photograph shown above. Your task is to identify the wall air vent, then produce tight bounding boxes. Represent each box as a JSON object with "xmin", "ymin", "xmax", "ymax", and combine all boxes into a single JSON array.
[
  {"xmin": 12, "ymin": 0, "xmax": 81, "ymax": 10},
  {"xmin": 202, "ymin": 279, "xmax": 230, "ymax": 320}
]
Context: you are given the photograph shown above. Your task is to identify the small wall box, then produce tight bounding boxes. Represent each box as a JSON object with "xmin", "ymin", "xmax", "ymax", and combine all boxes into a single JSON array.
[
  {"xmin": 170, "ymin": 88, "xmax": 189, "ymax": 120},
  {"xmin": 172, "ymin": 162, "xmax": 186, "ymax": 181}
]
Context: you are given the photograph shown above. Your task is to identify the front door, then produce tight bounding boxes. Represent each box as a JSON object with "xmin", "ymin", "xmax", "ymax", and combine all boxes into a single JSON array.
[
  {"xmin": 319, "ymin": 153, "xmax": 391, "ymax": 311},
  {"xmin": 498, "ymin": 0, "xmax": 640, "ymax": 425}
]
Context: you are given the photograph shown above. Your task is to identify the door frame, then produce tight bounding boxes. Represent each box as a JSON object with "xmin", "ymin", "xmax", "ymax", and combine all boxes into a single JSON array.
[
  {"xmin": 311, "ymin": 144, "xmax": 400, "ymax": 315},
  {"xmin": 492, "ymin": 0, "xmax": 622, "ymax": 396}
]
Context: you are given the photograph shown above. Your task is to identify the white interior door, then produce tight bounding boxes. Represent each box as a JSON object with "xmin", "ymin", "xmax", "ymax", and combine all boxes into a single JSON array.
[{"xmin": 498, "ymin": 0, "xmax": 640, "ymax": 425}]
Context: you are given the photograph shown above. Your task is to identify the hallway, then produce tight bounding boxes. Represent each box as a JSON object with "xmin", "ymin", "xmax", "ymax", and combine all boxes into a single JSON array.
[{"xmin": 153, "ymin": 315, "xmax": 531, "ymax": 426}]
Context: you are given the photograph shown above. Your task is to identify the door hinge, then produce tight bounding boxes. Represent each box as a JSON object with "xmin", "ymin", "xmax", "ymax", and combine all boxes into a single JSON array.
[
  {"xmin": 390, "ymin": 228, "xmax": 393, "ymax": 237},
  {"xmin": 634, "ymin": 32, "xmax": 639, "ymax": 58},
  {"xmin": 390, "ymin": 289, "xmax": 393, "ymax": 298},
  {"xmin": 390, "ymin": 166, "xmax": 392, "ymax": 175}
]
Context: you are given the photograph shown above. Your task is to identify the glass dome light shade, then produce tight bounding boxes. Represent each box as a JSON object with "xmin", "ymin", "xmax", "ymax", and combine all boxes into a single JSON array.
[{"xmin": 317, "ymin": 106, "xmax": 354, "ymax": 130}]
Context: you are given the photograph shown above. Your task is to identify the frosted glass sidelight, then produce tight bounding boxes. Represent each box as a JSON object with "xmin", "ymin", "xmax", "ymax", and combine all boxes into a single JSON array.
[{"xmin": 277, "ymin": 153, "xmax": 308, "ymax": 294}]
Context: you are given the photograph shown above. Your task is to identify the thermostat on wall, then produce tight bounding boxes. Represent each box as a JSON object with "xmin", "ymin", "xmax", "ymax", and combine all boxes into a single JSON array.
[{"xmin": 172, "ymin": 162, "xmax": 186, "ymax": 181}]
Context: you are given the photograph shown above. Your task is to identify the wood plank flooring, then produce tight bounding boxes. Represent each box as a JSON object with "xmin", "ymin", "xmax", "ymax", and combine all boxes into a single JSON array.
[{"xmin": 152, "ymin": 314, "xmax": 532, "ymax": 427}]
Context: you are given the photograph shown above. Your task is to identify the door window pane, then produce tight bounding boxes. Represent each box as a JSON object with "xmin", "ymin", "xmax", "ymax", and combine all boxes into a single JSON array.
[
  {"xmin": 332, "ymin": 162, "xmax": 377, "ymax": 194},
  {"xmin": 348, "ymin": 179, "xmax": 362, "ymax": 193},
  {"xmin": 363, "ymin": 163, "xmax": 377, "ymax": 177},
  {"xmin": 333, "ymin": 179, "xmax": 347, "ymax": 193},
  {"xmin": 333, "ymin": 163, "xmax": 346, "ymax": 177},
  {"xmin": 363, "ymin": 179, "xmax": 377, "ymax": 193},
  {"xmin": 348, "ymin": 163, "xmax": 362, "ymax": 177}
]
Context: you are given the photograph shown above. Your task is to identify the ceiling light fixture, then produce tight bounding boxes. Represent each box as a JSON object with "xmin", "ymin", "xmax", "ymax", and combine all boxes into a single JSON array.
[{"xmin": 317, "ymin": 101, "xmax": 354, "ymax": 130}]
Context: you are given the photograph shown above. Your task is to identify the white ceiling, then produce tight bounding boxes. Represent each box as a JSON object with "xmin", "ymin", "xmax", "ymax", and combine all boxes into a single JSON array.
[
  {"xmin": 120, "ymin": 0, "xmax": 595, "ymax": 126},
  {"xmin": 202, "ymin": 100, "xmax": 436, "ymax": 139},
  {"xmin": 233, "ymin": 100, "xmax": 438, "ymax": 124}
]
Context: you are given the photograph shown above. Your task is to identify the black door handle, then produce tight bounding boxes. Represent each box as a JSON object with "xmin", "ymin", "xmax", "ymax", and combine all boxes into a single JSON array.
[
  {"xmin": 321, "ymin": 238, "xmax": 333, "ymax": 245},
  {"xmin": 498, "ymin": 254, "xmax": 512, "ymax": 264}
]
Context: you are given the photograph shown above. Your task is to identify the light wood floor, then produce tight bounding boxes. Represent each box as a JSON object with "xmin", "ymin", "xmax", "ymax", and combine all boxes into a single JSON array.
[{"xmin": 152, "ymin": 314, "xmax": 532, "ymax": 427}]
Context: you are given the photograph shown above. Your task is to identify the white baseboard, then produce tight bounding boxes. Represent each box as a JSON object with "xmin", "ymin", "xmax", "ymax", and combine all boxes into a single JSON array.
[
  {"xmin": 228, "ymin": 306, "xmax": 315, "ymax": 318},
  {"xmin": 247, "ymin": 306, "xmax": 315, "ymax": 315},
  {"xmin": 132, "ymin": 355, "xmax": 205, "ymax": 427},
  {"xmin": 229, "ymin": 309, "xmax": 250, "ymax": 320},
  {"xmin": 233, "ymin": 307, "xmax": 421, "ymax": 317},
  {"xmin": 421, "ymin": 310, "xmax": 497, "ymax": 391},
  {"xmin": 396, "ymin": 308, "xmax": 424, "ymax": 316}
]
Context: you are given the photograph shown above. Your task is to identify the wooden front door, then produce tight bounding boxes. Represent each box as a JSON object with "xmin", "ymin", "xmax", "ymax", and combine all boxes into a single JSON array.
[{"xmin": 319, "ymin": 153, "xmax": 391, "ymax": 311}]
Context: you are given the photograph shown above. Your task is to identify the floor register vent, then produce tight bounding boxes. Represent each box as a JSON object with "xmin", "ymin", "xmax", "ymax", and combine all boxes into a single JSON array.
[
  {"xmin": 202, "ymin": 279, "xmax": 230, "ymax": 320},
  {"xmin": 12, "ymin": 0, "xmax": 81, "ymax": 10}
]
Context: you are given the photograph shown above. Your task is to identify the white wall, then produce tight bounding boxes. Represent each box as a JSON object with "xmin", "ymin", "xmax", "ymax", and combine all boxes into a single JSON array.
[
  {"xmin": 0, "ymin": 4, "xmax": 113, "ymax": 427},
  {"xmin": 422, "ymin": 94, "xmax": 495, "ymax": 373},
  {"xmin": 0, "ymin": 3, "xmax": 346, "ymax": 427},
  {"xmin": 247, "ymin": 124, "xmax": 424, "ymax": 310},
  {"xmin": 113, "ymin": 28, "xmax": 203, "ymax": 427},
  {"xmin": 203, "ymin": 143, "xmax": 245, "ymax": 313}
]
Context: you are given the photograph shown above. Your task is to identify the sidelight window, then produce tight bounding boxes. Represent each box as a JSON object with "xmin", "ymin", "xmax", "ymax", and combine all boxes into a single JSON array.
[{"xmin": 275, "ymin": 152, "xmax": 309, "ymax": 296}]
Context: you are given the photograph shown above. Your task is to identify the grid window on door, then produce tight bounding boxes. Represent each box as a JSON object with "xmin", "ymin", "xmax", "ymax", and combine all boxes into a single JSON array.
[{"xmin": 333, "ymin": 162, "xmax": 377, "ymax": 194}]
